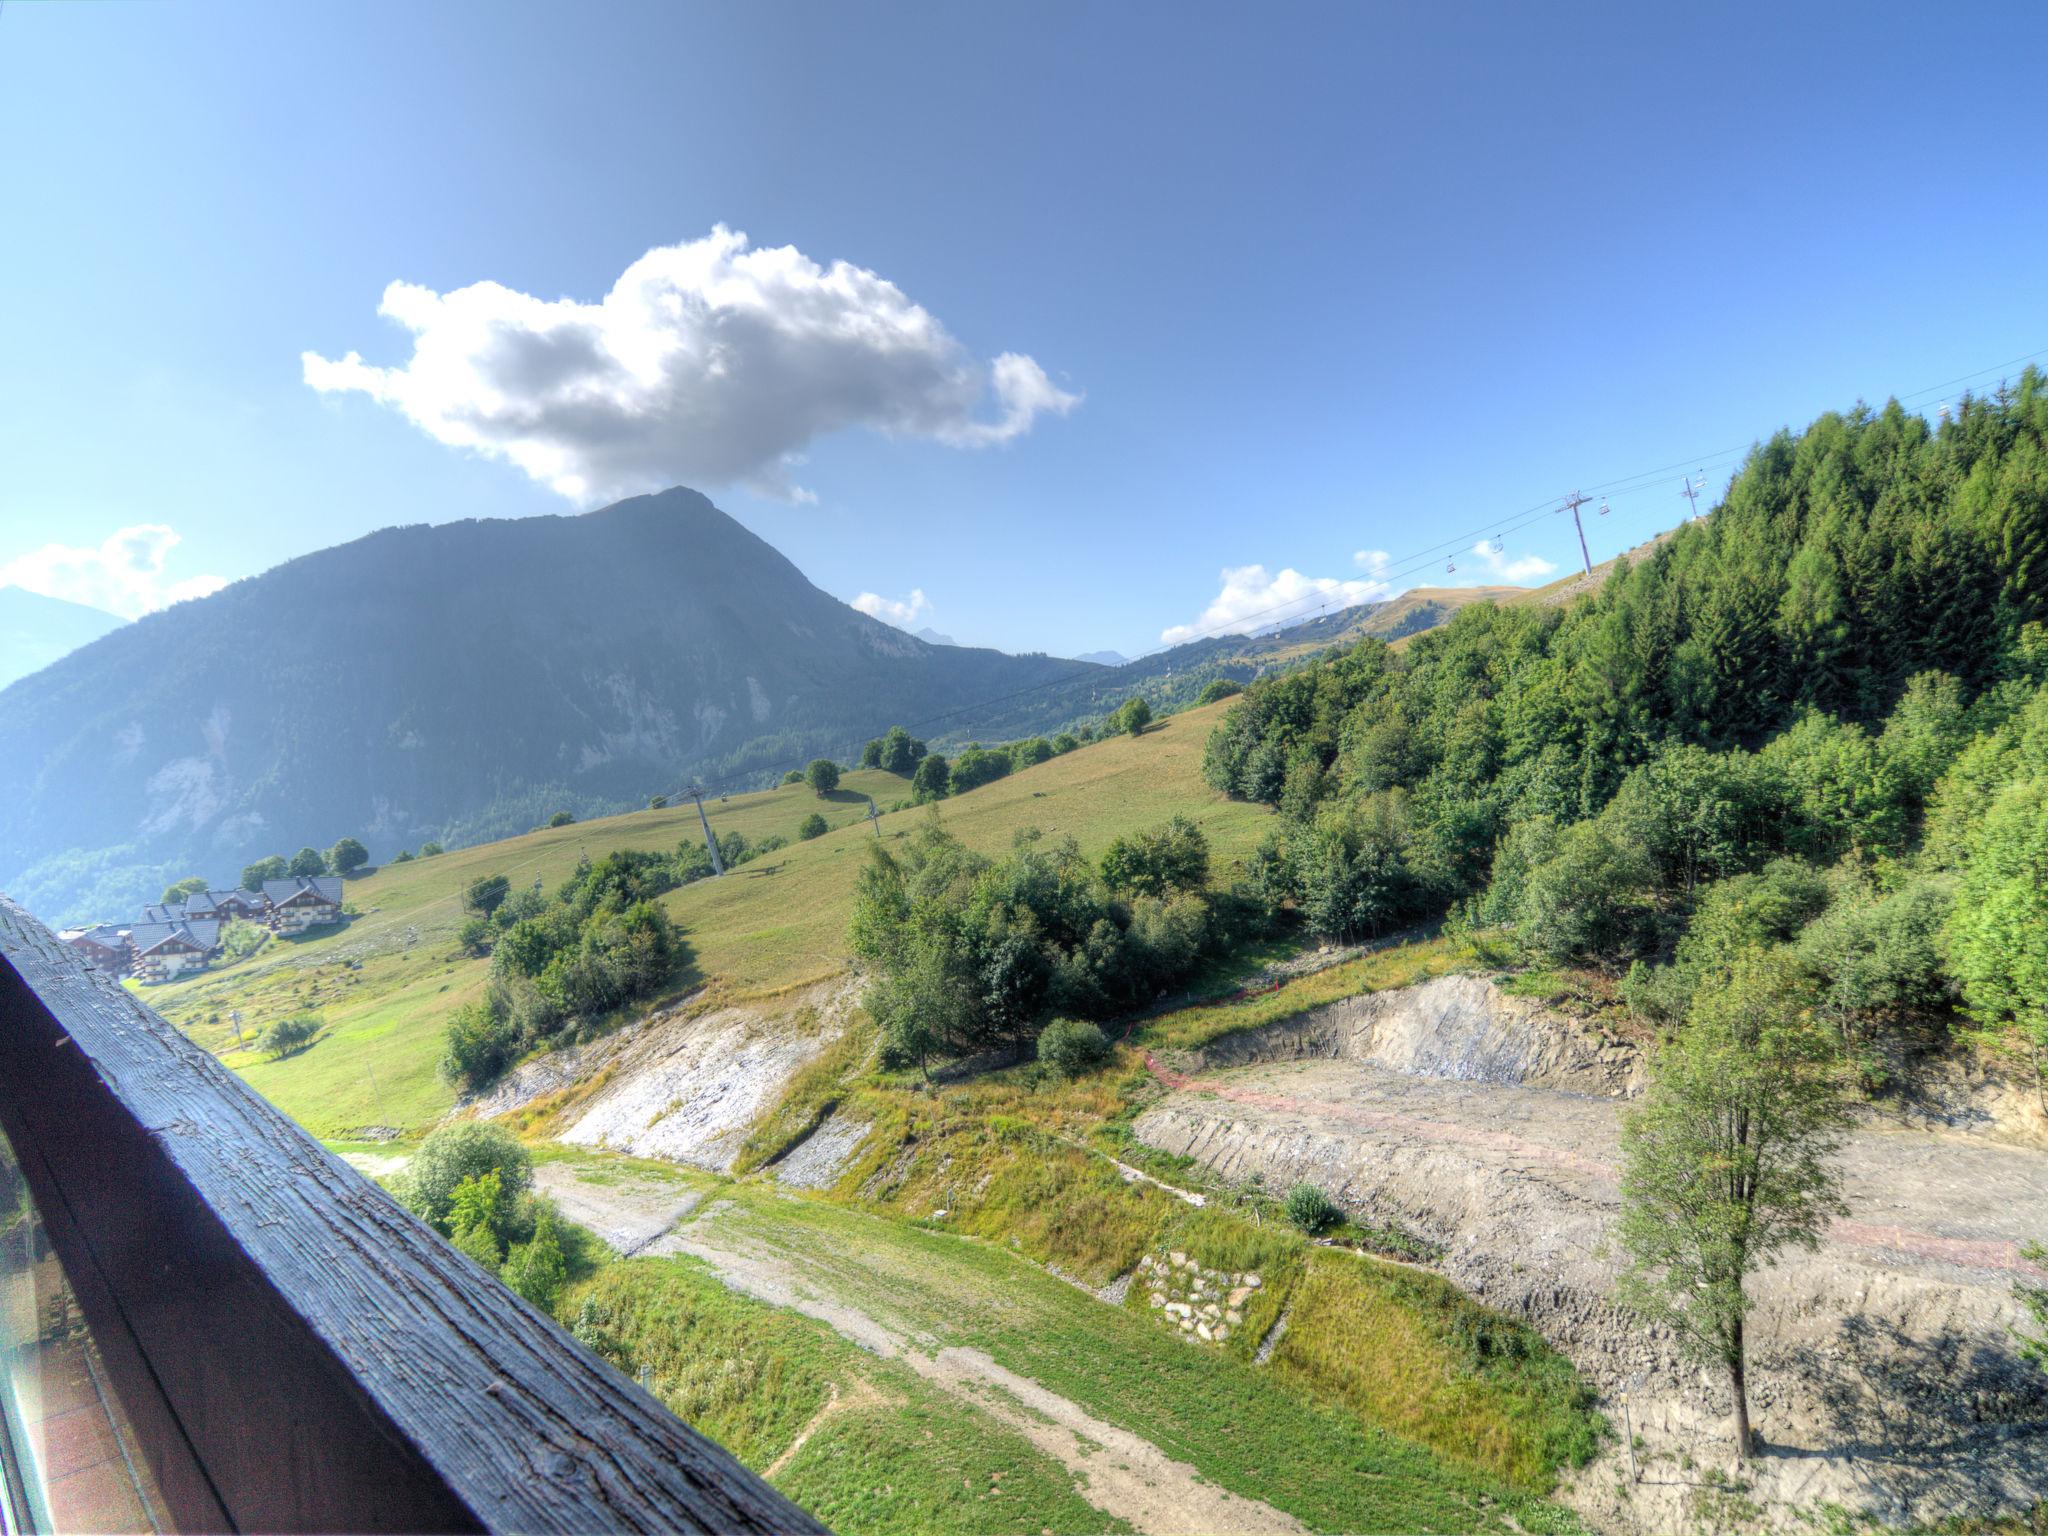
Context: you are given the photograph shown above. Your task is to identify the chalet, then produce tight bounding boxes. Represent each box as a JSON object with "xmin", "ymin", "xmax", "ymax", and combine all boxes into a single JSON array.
[
  {"xmin": 182, "ymin": 887, "xmax": 268, "ymax": 923},
  {"xmin": 62, "ymin": 924, "xmax": 132, "ymax": 972},
  {"xmin": 139, "ymin": 902, "xmax": 180, "ymax": 924},
  {"xmin": 127, "ymin": 919, "xmax": 221, "ymax": 983},
  {"xmin": 261, "ymin": 876, "xmax": 344, "ymax": 935}
]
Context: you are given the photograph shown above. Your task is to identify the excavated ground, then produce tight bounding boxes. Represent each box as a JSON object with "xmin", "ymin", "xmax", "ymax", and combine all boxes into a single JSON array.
[
  {"xmin": 468, "ymin": 976, "xmax": 858, "ymax": 1170},
  {"xmin": 1135, "ymin": 974, "xmax": 2048, "ymax": 1533}
]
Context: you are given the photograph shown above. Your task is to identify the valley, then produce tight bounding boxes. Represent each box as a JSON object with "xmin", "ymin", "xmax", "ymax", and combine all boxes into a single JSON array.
[{"xmin": 35, "ymin": 386, "xmax": 2048, "ymax": 1534}]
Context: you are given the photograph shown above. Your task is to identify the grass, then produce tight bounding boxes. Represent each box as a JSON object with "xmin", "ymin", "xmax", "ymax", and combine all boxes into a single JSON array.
[
  {"xmin": 564, "ymin": 1254, "xmax": 1127, "ymax": 1536},
  {"xmin": 749, "ymin": 1010, "xmax": 1602, "ymax": 1503},
  {"xmin": 697, "ymin": 1182, "xmax": 1587, "ymax": 1534},
  {"xmin": 655, "ymin": 702, "xmax": 1271, "ymax": 995},
  {"xmin": 144, "ymin": 700, "xmax": 1267, "ymax": 1137},
  {"xmin": 1272, "ymin": 1251, "xmax": 1599, "ymax": 1493},
  {"xmin": 1136, "ymin": 932, "xmax": 1471, "ymax": 1055}
]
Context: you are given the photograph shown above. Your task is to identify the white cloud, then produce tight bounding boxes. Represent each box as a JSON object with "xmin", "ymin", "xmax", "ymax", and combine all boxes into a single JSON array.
[
  {"xmin": 1161, "ymin": 563, "xmax": 1395, "ymax": 645},
  {"xmin": 1462, "ymin": 540, "xmax": 1557, "ymax": 583},
  {"xmin": 303, "ymin": 226, "xmax": 1082, "ymax": 504},
  {"xmin": 0, "ymin": 524, "xmax": 226, "ymax": 620},
  {"xmin": 851, "ymin": 587, "xmax": 932, "ymax": 629}
]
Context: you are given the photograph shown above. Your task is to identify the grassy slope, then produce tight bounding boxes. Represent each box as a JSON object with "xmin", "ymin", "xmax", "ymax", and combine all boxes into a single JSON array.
[
  {"xmin": 540, "ymin": 1146, "xmax": 1581, "ymax": 1536},
  {"xmin": 149, "ymin": 702, "xmax": 1268, "ymax": 1136},
  {"xmin": 564, "ymin": 1240, "xmax": 1125, "ymax": 1536},
  {"xmin": 662, "ymin": 701, "xmax": 1271, "ymax": 995}
]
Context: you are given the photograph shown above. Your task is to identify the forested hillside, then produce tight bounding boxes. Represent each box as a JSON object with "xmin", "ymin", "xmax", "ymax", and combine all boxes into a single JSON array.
[{"xmin": 1204, "ymin": 373, "xmax": 2048, "ymax": 1091}]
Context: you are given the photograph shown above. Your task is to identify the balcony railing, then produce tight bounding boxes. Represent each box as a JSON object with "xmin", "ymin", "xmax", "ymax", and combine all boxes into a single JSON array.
[{"xmin": 0, "ymin": 894, "xmax": 828, "ymax": 1535}]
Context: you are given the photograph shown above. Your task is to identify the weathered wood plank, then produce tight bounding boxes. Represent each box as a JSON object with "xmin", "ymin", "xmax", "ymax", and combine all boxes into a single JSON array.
[{"xmin": 0, "ymin": 895, "xmax": 829, "ymax": 1535}]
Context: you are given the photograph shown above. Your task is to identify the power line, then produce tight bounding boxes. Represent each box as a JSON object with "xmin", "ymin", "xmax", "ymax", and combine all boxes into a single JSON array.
[{"xmin": 637, "ymin": 344, "xmax": 2048, "ymax": 815}]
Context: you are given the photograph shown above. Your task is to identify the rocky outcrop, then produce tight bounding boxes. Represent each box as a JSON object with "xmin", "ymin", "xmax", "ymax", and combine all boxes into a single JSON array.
[
  {"xmin": 472, "ymin": 977, "xmax": 858, "ymax": 1172},
  {"xmin": 771, "ymin": 1109, "xmax": 872, "ymax": 1190}
]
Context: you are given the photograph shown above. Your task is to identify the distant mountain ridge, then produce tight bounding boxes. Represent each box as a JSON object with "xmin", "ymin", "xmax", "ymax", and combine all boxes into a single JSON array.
[
  {"xmin": 0, "ymin": 586, "xmax": 125, "ymax": 690},
  {"xmin": 0, "ymin": 490, "xmax": 1103, "ymax": 920},
  {"xmin": 0, "ymin": 489, "xmax": 1518, "ymax": 922}
]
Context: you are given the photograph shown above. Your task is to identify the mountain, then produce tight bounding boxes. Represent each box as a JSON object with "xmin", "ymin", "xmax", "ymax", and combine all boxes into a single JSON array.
[
  {"xmin": 0, "ymin": 586, "xmax": 125, "ymax": 690},
  {"xmin": 0, "ymin": 488, "xmax": 1528, "ymax": 923},
  {"xmin": 913, "ymin": 626, "xmax": 957, "ymax": 646},
  {"xmin": 1073, "ymin": 649, "xmax": 1128, "ymax": 666},
  {"xmin": 0, "ymin": 489, "xmax": 1102, "ymax": 922}
]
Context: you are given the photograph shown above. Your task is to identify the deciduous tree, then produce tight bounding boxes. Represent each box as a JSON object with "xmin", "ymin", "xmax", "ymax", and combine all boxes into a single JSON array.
[{"xmin": 1617, "ymin": 949, "xmax": 1850, "ymax": 1460}]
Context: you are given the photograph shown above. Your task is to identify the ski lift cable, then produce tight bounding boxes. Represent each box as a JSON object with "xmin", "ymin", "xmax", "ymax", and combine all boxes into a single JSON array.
[{"xmin": 658, "ymin": 347, "xmax": 2048, "ymax": 807}]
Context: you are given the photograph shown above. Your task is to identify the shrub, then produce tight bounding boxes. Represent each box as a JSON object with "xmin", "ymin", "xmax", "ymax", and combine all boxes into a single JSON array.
[
  {"xmin": 463, "ymin": 873, "xmax": 511, "ymax": 918},
  {"xmin": 219, "ymin": 918, "xmax": 267, "ymax": 964},
  {"xmin": 548, "ymin": 810, "xmax": 575, "ymax": 828},
  {"xmin": 457, "ymin": 916, "xmax": 493, "ymax": 956},
  {"xmin": 911, "ymin": 753, "xmax": 950, "ymax": 803},
  {"xmin": 1100, "ymin": 817, "xmax": 1210, "ymax": 898},
  {"xmin": 162, "ymin": 875, "xmax": 207, "ymax": 905},
  {"xmin": 781, "ymin": 769, "xmax": 804, "ymax": 785},
  {"xmin": 402, "ymin": 1123, "xmax": 532, "ymax": 1236},
  {"xmin": 947, "ymin": 745, "xmax": 1011, "ymax": 795},
  {"xmin": 441, "ymin": 998, "xmax": 520, "ymax": 1088},
  {"xmin": 241, "ymin": 855, "xmax": 288, "ymax": 889},
  {"xmin": 392, "ymin": 849, "xmax": 415, "ymax": 863},
  {"xmin": 1285, "ymin": 1183, "xmax": 1339, "ymax": 1234},
  {"xmin": 648, "ymin": 794, "xmax": 668, "ymax": 810},
  {"xmin": 878, "ymin": 725, "xmax": 927, "ymax": 775},
  {"xmin": 805, "ymin": 758, "xmax": 841, "ymax": 795},
  {"xmin": 260, "ymin": 1013, "xmax": 320, "ymax": 1059},
  {"xmin": 1116, "ymin": 696, "xmax": 1153, "ymax": 736},
  {"xmin": 1196, "ymin": 679, "xmax": 1243, "ymax": 705},
  {"xmin": 798, "ymin": 812, "xmax": 828, "ymax": 841},
  {"xmin": 1036, "ymin": 1018, "xmax": 1110, "ymax": 1078},
  {"xmin": 449, "ymin": 1170, "xmax": 507, "ymax": 1269},
  {"xmin": 420, "ymin": 841, "xmax": 444, "ymax": 857},
  {"xmin": 502, "ymin": 1205, "xmax": 570, "ymax": 1311}
]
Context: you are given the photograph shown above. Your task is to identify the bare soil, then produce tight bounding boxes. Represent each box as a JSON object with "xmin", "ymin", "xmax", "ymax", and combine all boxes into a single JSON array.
[{"xmin": 1135, "ymin": 975, "xmax": 2048, "ymax": 1533}]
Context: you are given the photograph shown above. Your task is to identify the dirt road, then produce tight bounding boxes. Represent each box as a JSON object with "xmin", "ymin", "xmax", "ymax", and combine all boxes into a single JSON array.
[{"xmin": 536, "ymin": 1166, "xmax": 1307, "ymax": 1536}]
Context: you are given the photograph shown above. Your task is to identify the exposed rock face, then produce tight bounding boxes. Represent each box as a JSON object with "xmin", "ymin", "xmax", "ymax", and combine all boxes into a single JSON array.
[
  {"xmin": 472, "ymin": 977, "xmax": 857, "ymax": 1172},
  {"xmin": 1138, "ymin": 974, "xmax": 2048, "ymax": 1532},
  {"xmin": 772, "ymin": 1109, "xmax": 872, "ymax": 1190},
  {"xmin": 1178, "ymin": 971, "xmax": 1645, "ymax": 1098}
]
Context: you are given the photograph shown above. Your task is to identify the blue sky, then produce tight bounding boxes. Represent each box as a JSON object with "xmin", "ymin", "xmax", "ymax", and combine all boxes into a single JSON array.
[{"xmin": 2, "ymin": 2, "xmax": 2044, "ymax": 657}]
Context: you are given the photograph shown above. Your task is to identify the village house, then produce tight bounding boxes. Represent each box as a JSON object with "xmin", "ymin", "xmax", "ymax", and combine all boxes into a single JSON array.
[
  {"xmin": 181, "ymin": 888, "xmax": 269, "ymax": 923},
  {"xmin": 261, "ymin": 876, "xmax": 344, "ymax": 935},
  {"xmin": 61, "ymin": 874, "xmax": 349, "ymax": 980},
  {"xmin": 60, "ymin": 924, "xmax": 133, "ymax": 972},
  {"xmin": 127, "ymin": 919, "xmax": 222, "ymax": 983}
]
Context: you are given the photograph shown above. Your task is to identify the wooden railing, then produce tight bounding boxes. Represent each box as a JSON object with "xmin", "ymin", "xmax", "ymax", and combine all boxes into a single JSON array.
[{"xmin": 0, "ymin": 895, "xmax": 828, "ymax": 1535}]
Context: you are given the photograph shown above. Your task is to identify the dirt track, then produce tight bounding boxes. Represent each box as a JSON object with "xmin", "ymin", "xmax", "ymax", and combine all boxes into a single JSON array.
[
  {"xmin": 536, "ymin": 1168, "xmax": 1306, "ymax": 1536},
  {"xmin": 1134, "ymin": 976, "xmax": 2048, "ymax": 1532}
]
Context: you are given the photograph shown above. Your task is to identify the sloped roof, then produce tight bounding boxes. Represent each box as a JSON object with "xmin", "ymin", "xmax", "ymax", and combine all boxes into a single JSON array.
[
  {"xmin": 261, "ymin": 876, "xmax": 343, "ymax": 906},
  {"xmin": 128, "ymin": 919, "xmax": 220, "ymax": 957}
]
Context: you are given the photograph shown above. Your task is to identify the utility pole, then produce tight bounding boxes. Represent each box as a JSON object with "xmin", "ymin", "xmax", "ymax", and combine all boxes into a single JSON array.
[
  {"xmin": 1679, "ymin": 471, "xmax": 1708, "ymax": 521},
  {"xmin": 689, "ymin": 786, "xmax": 726, "ymax": 876},
  {"xmin": 1562, "ymin": 490, "xmax": 1595, "ymax": 577}
]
